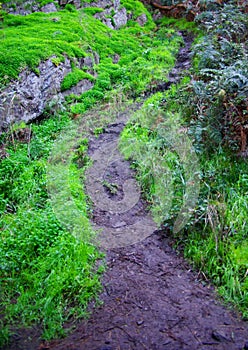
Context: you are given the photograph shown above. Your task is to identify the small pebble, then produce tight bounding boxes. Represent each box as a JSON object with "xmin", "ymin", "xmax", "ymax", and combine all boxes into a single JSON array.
[{"xmin": 212, "ymin": 329, "xmax": 230, "ymax": 342}]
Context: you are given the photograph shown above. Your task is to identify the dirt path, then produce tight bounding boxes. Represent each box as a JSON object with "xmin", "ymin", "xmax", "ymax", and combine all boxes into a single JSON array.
[
  {"xmin": 44, "ymin": 32, "xmax": 248, "ymax": 350},
  {"xmin": 5, "ymin": 32, "xmax": 248, "ymax": 350},
  {"xmin": 46, "ymin": 234, "xmax": 248, "ymax": 350}
]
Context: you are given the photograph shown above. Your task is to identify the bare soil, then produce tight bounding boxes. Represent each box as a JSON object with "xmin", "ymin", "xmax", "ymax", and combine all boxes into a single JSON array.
[{"xmin": 45, "ymin": 233, "xmax": 248, "ymax": 350}]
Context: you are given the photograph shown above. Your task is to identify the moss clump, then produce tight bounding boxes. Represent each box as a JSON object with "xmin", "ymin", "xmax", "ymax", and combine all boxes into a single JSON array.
[{"xmin": 61, "ymin": 69, "xmax": 95, "ymax": 91}]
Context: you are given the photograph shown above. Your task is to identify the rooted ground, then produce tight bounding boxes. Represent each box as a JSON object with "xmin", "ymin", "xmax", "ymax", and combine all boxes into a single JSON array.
[{"xmin": 5, "ymin": 33, "xmax": 248, "ymax": 350}]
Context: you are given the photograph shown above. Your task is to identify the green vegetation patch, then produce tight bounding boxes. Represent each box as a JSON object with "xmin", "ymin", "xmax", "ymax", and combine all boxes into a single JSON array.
[
  {"xmin": 120, "ymin": 5, "xmax": 248, "ymax": 318},
  {"xmin": 0, "ymin": 113, "xmax": 104, "ymax": 345},
  {"xmin": 0, "ymin": 3, "xmax": 183, "ymax": 100},
  {"xmin": 61, "ymin": 69, "xmax": 95, "ymax": 91}
]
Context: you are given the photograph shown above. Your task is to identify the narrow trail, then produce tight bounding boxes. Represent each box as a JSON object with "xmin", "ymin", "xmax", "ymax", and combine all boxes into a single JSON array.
[{"xmin": 45, "ymin": 32, "xmax": 248, "ymax": 350}]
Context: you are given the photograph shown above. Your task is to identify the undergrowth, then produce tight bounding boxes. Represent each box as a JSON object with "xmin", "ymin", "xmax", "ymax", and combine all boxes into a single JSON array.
[
  {"xmin": 0, "ymin": 113, "xmax": 104, "ymax": 346},
  {"xmin": 120, "ymin": 3, "xmax": 248, "ymax": 319}
]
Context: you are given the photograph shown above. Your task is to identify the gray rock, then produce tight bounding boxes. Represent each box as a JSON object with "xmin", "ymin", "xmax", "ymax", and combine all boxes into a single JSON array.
[
  {"xmin": 152, "ymin": 10, "xmax": 163, "ymax": 21},
  {"xmin": 41, "ymin": 2, "xmax": 58, "ymax": 13},
  {"xmin": 93, "ymin": 52, "xmax": 100, "ymax": 65},
  {"xmin": 127, "ymin": 12, "xmax": 133, "ymax": 21},
  {"xmin": 72, "ymin": 0, "xmax": 81, "ymax": 8},
  {"xmin": 59, "ymin": 0, "xmax": 81, "ymax": 8},
  {"xmin": 98, "ymin": 16, "xmax": 114, "ymax": 30},
  {"xmin": 75, "ymin": 53, "xmax": 99, "ymax": 73},
  {"xmin": 136, "ymin": 13, "xmax": 147, "ymax": 26},
  {"xmin": 112, "ymin": 54, "xmax": 120, "ymax": 64},
  {"xmin": 83, "ymin": 56, "xmax": 94, "ymax": 68},
  {"xmin": 85, "ymin": 0, "xmax": 127, "ymax": 30},
  {"xmin": 212, "ymin": 329, "xmax": 231, "ymax": 342},
  {"xmin": 0, "ymin": 55, "xmax": 94, "ymax": 131},
  {"xmin": 0, "ymin": 57, "xmax": 70, "ymax": 129},
  {"xmin": 113, "ymin": 0, "xmax": 120, "ymax": 11},
  {"xmin": 85, "ymin": 0, "xmax": 112, "ymax": 9},
  {"xmin": 113, "ymin": 7, "xmax": 127, "ymax": 29},
  {"xmin": 3, "ymin": 0, "xmax": 58, "ymax": 15}
]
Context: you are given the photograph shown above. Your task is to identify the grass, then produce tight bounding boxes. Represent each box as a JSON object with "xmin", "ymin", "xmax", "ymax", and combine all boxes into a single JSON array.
[
  {"xmin": 119, "ymin": 6, "xmax": 247, "ymax": 318},
  {"xmin": 120, "ymin": 80, "xmax": 248, "ymax": 319},
  {"xmin": 0, "ymin": 112, "xmax": 104, "ymax": 345}
]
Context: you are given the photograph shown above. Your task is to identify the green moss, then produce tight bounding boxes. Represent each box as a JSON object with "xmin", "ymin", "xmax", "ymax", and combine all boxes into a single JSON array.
[
  {"xmin": 121, "ymin": 0, "xmax": 149, "ymax": 20},
  {"xmin": 61, "ymin": 69, "xmax": 95, "ymax": 91},
  {"xmin": 0, "ymin": 1, "xmax": 183, "ymax": 96},
  {"xmin": 156, "ymin": 16, "xmax": 200, "ymax": 33},
  {"xmin": 83, "ymin": 7, "xmax": 104, "ymax": 15},
  {"xmin": 39, "ymin": 0, "xmax": 55, "ymax": 7}
]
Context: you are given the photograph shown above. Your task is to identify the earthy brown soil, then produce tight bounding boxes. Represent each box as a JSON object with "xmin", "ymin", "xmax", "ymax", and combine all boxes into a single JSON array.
[
  {"xmin": 3, "ymin": 32, "xmax": 248, "ymax": 350},
  {"xmin": 44, "ymin": 233, "xmax": 248, "ymax": 350}
]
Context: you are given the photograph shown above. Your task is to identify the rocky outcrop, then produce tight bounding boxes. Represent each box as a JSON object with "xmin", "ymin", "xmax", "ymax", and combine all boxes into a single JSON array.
[
  {"xmin": 0, "ymin": 0, "xmax": 146, "ymax": 131},
  {"xmin": 40, "ymin": 2, "xmax": 58, "ymax": 13},
  {"xmin": 62, "ymin": 79, "xmax": 94, "ymax": 97},
  {"xmin": 3, "ymin": 0, "xmax": 57, "ymax": 15},
  {"xmin": 3, "ymin": 0, "xmax": 144, "ymax": 29},
  {"xmin": 58, "ymin": 0, "xmax": 81, "ymax": 9},
  {"xmin": 83, "ymin": 0, "xmax": 128, "ymax": 29},
  {"xmin": 0, "ymin": 56, "xmax": 95, "ymax": 131}
]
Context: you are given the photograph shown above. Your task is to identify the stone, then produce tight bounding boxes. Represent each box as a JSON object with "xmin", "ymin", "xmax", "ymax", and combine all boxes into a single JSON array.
[
  {"xmin": 0, "ymin": 56, "xmax": 93, "ymax": 131},
  {"xmin": 152, "ymin": 10, "xmax": 163, "ymax": 21},
  {"xmin": 0, "ymin": 57, "xmax": 70, "ymax": 129},
  {"xmin": 3, "ymin": 0, "xmax": 53, "ymax": 15},
  {"xmin": 212, "ymin": 329, "xmax": 231, "ymax": 342},
  {"xmin": 59, "ymin": 0, "xmax": 80, "ymax": 8},
  {"xmin": 127, "ymin": 12, "xmax": 133, "ymax": 21},
  {"xmin": 93, "ymin": 52, "xmax": 100, "ymax": 65},
  {"xmin": 0, "ymin": 145, "xmax": 9, "ymax": 159},
  {"xmin": 83, "ymin": 56, "xmax": 94, "ymax": 68},
  {"xmin": 41, "ymin": 2, "xmax": 57, "ymax": 13},
  {"xmin": 113, "ymin": 0, "xmax": 120, "ymax": 11},
  {"xmin": 113, "ymin": 7, "xmax": 127, "ymax": 29},
  {"xmin": 84, "ymin": 0, "xmax": 127, "ymax": 30},
  {"xmin": 112, "ymin": 54, "xmax": 120, "ymax": 64},
  {"xmin": 103, "ymin": 17, "xmax": 115, "ymax": 30},
  {"xmin": 136, "ymin": 13, "xmax": 147, "ymax": 26},
  {"xmin": 72, "ymin": 0, "xmax": 81, "ymax": 8}
]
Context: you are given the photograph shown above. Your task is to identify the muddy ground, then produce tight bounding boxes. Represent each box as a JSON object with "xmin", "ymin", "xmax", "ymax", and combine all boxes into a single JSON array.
[
  {"xmin": 45, "ymin": 233, "xmax": 248, "ymax": 350},
  {"xmin": 4, "ymin": 32, "xmax": 248, "ymax": 350}
]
